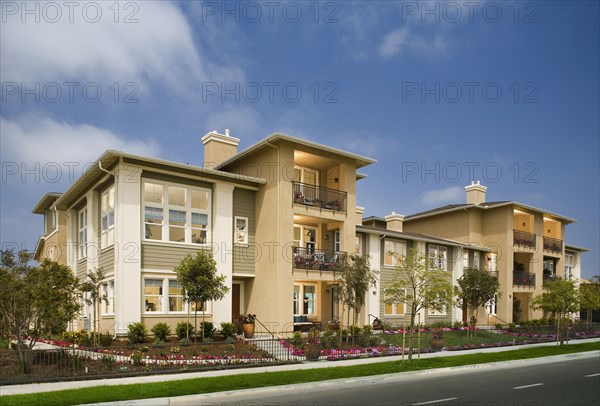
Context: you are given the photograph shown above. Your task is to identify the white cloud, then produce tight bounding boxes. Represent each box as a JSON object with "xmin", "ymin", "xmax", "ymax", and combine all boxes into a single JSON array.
[
  {"xmin": 0, "ymin": 2, "xmax": 206, "ymax": 93},
  {"xmin": 379, "ymin": 27, "xmax": 410, "ymax": 58},
  {"xmin": 420, "ymin": 186, "xmax": 463, "ymax": 205},
  {"xmin": 1, "ymin": 115, "xmax": 162, "ymax": 167}
]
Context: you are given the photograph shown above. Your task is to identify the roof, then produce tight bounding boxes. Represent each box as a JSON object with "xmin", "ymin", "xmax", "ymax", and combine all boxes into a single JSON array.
[
  {"xmin": 356, "ymin": 225, "xmax": 490, "ymax": 251},
  {"xmin": 216, "ymin": 132, "xmax": 377, "ymax": 170},
  {"xmin": 54, "ymin": 150, "xmax": 267, "ymax": 210},
  {"xmin": 405, "ymin": 201, "xmax": 576, "ymax": 223},
  {"xmin": 32, "ymin": 192, "xmax": 62, "ymax": 214},
  {"xmin": 565, "ymin": 244, "xmax": 590, "ymax": 253}
]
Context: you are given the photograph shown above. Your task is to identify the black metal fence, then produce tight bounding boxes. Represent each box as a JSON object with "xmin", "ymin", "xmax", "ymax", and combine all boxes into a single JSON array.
[
  {"xmin": 292, "ymin": 181, "xmax": 347, "ymax": 212},
  {"xmin": 513, "ymin": 229, "xmax": 536, "ymax": 248}
]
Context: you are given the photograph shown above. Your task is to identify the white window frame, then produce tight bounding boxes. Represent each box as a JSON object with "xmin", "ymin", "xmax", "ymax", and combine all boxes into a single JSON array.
[
  {"xmin": 488, "ymin": 253, "xmax": 497, "ymax": 274},
  {"xmin": 473, "ymin": 251, "xmax": 480, "ymax": 269},
  {"xmin": 564, "ymin": 254, "xmax": 574, "ymax": 281},
  {"xmin": 102, "ymin": 280, "xmax": 114, "ymax": 315},
  {"xmin": 293, "ymin": 283, "xmax": 317, "ymax": 316},
  {"xmin": 428, "ymin": 244, "xmax": 448, "ymax": 271},
  {"xmin": 294, "ymin": 165, "xmax": 320, "ymax": 186},
  {"xmin": 101, "ymin": 186, "xmax": 115, "ymax": 248},
  {"xmin": 384, "ymin": 289, "xmax": 406, "ymax": 316},
  {"xmin": 293, "ymin": 224, "xmax": 318, "ymax": 251},
  {"xmin": 334, "ymin": 230, "xmax": 340, "ymax": 252},
  {"xmin": 78, "ymin": 207, "xmax": 88, "ymax": 259},
  {"xmin": 143, "ymin": 277, "xmax": 212, "ymax": 314},
  {"xmin": 234, "ymin": 216, "xmax": 249, "ymax": 246},
  {"xmin": 355, "ymin": 234, "xmax": 363, "ymax": 255},
  {"xmin": 143, "ymin": 180, "xmax": 211, "ymax": 246},
  {"xmin": 144, "ymin": 278, "xmax": 163, "ymax": 313},
  {"xmin": 168, "ymin": 279, "xmax": 185, "ymax": 313},
  {"xmin": 463, "ymin": 251, "xmax": 470, "ymax": 269},
  {"xmin": 384, "ymin": 239, "xmax": 407, "ymax": 267},
  {"xmin": 428, "ymin": 293, "xmax": 447, "ymax": 316}
]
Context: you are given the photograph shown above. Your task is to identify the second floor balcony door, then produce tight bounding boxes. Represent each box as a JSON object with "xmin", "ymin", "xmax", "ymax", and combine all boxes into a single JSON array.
[{"xmin": 294, "ymin": 224, "xmax": 317, "ymax": 253}]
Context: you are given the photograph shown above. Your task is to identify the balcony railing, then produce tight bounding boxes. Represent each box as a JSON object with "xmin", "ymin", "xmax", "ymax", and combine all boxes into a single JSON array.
[
  {"xmin": 293, "ymin": 246, "xmax": 347, "ymax": 271},
  {"xmin": 543, "ymin": 274, "xmax": 562, "ymax": 286},
  {"xmin": 513, "ymin": 229, "xmax": 536, "ymax": 249},
  {"xmin": 292, "ymin": 182, "xmax": 347, "ymax": 213},
  {"xmin": 513, "ymin": 271, "xmax": 536, "ymax": 287},
  {"xmin": 543, "ymin": 236, "xmax": 563, "ymax": 253}
]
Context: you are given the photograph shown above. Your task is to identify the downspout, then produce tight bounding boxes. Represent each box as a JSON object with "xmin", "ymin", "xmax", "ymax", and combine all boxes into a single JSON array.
[{"xmin": 264, "ymin": 140, "xmax": 280, "ymax": 334}]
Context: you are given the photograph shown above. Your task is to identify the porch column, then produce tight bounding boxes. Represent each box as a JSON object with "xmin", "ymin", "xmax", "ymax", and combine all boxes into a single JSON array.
[{"xmin": 367, "ymin": 233, "xmax": 381, "ymax": 320}]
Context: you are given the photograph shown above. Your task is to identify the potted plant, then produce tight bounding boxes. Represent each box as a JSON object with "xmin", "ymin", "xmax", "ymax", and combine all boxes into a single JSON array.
[
  {"xmin": 429, "ymin": 328, "xmax": 444, "ymax": 351},
  {"xmin": 327, "ymin": 319, "xmax": 340, "ymax": 331},
  {"xmin": 304, "ymin": 327, "xmax": 321, "ymax": 361},
  {"xmin": 239, "ymin": 314, "xmax": 256, "ymax": 338},
  {"xmin": 372, "ymin": 317, "xmax": 383, "ymax": 330}
]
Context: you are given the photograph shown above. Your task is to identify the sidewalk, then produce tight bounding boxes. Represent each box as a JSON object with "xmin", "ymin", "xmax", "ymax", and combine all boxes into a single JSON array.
[{"xmin": 1, "ymin": 338, "xmax": 599, "ymax": 397}]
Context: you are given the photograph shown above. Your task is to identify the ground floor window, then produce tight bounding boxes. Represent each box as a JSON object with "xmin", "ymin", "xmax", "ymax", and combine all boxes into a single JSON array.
[
  {"xmin": 102, "ymin": 280, "xmax": 114, "ymax": 314},
  {"xmin": 144, "ymin": 277, "xmax": 211, "ymax": 314},
  {"xmin": 293, "ymin": 283, "xmax": 317, "ymax": 315}
]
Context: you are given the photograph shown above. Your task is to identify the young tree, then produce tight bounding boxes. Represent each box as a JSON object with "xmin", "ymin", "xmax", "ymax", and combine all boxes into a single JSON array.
[
  {"xmin": 579, "ymin": 276, "xmax": 600, "ymax": 323},
  {"xmin": 531, "ymin": 279, "xmax": 579, "ymax": 345},
  {"xmin": 334, "ymin": 254, "xmax": 378, "ymax": 340},
  {"xmin": 79, "ymin": 268, "xmax": 108, "ymax": 346},
  {"xmin": 174, "ymin": 251, "xmax": 229, "ymax": 342},
  {"xmin": 0, "ymin": 251, "xmax": 80, "ymax": 372},
  {"xmin": 383, "ymin": 248, "xmax": 453, "ymax": 360},
  {"xmin": 455, "ymin": 267, "xmax": 500, "ymax": 336}
]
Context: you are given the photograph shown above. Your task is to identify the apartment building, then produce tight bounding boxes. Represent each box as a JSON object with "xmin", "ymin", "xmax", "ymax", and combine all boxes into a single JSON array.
[{"xmin": 403, "ymin": 181, "xmax": 587, "ymax": 324}]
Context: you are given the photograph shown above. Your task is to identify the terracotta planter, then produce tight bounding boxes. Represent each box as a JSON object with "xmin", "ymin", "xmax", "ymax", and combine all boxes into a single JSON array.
[
  {"xmin": 304, "ymin": 345, "xmax": 321, "ymax": 361},
  {"xmin": 429, "ymin": 339, "xmax": 444, "ymax": 351},
  {"xmin": 327, "ymin": 321, "xmax": 339, "ymax": 331},
  {"xmin": 242, "ymin": 323, "xmax": 255, "ymax": 338}
]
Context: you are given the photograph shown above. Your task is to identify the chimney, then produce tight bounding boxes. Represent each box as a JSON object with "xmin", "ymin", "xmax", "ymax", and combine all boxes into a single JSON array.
[
  {"xmin": 465, "ymin": 181, "xmax": 487, "ymax": 205},
  {"xmin": 356, "ymin": 206, "xmax": 365, "ymax": 226},
  {"xmin": 202, "ymin": 129, "xmax": 240, "ymax": 169},
  {"xmin": 385, "ymin": 211, "xmax": 405, "ymax": 232}
]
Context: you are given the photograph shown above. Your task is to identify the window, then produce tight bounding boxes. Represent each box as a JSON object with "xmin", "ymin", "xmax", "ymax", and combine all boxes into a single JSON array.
[
  {"xmin": 102, "ymin": 280, "xmax": 114, "ymax": 314},
  {"xmin": 168, "ymin": 280, "xmax": 184, "ymax": 312},
  {"xmin": 487, "ymin": 294, "xmax": 498, "ymax": 315},
  {"xmin": 463, "ymin": 251, "xmax": 469, "ymax": 269},
  {"xmin": 293, "ymin": 224, "xmax": 317, "ymax": 251},
  {"xmin": 384, "ymin": 239, "xmax": 406, "ymax": 267},
  {"xmin": 78, "ymin": 208, "xmax": 87, "ymax": 259},
  {"xmin": 334, "ymin": 231, "xmax": 340, "ymax": 252},
  {"xmin": 565, "ymin": 254, "xmax": 574, "ymax": 280},
  {"xmin": 143, "ymin": 181, "xmax": 211, "ymax": 245},
  {"xmin": 144, "ymin": 279, "xmax": 163, "ymax": 312},
  {"xmin": 355, "ymin": 234, "xmax": 362, "ymax": 255},
  {"xmin": 385, "ymin": 302, "xmax": 405, "ymax": 316},
  {"xmin": 488, "ymin": 253, "xmax": 497, "ymax": 274},
  {"xmin": 428, "ymin": 244, "xmax": 448, "ymax": 271},
  {"xmin": 293, "ymin": 284, "xmax": 316, "ymax": 316},
  {"xmin": 473, "ymin": 252, "xmax": 480, "ymax": 269},
  {"xmin": 294, "ymin": 166, "xmax": 319, "ymax": 186},
  {"xmin": 101, "ymin": 186, "xmax": 115, "ymax": 247},
  {"xmin": 235, "ymin": 216, "xmax": 248, "ymax": 245}
]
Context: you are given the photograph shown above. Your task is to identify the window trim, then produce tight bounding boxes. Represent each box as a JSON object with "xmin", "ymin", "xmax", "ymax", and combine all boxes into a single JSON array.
[
  {"xmin": 293, "ymin": 283, "xmax": 317, "ymax": 316},
  {"xmin": 102, "ymin": 280, "xmax": 115, "ymax": 315},
  {"xmin": 428, "ymin": 244, "xmax": 448, "ymax": 271},
  {"xmin": 234, "ymin": 216, "xmax": 249, "ymax": 246},
  {"xmin": 143, "ymin": 277, "xmax": 212, "ymax": 315},
  {"xmin": 78, "ymin": 207, "xmax": 88, "ymax": 259},
  {"xmin": 384, "ymin": 239, "xmax": 407, "ymax": 267},
  {"xmin": 384, "ymin": 288, "xmax": 406, "ymax": 316},
  {"xmin": 101, "ymin": 186, "xmax": 115, "ymax": 248}
]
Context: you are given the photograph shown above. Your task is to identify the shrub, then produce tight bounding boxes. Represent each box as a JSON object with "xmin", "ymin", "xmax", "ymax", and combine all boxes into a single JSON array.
[
  {"xmin": 62, "ymin": 330, "xmax": 90, "ymax": 345},
  {"xmin": 179, "ymin": 338, "xmax": 191, "ymax": 345},
  {"xmin": 290, "ymin": 331, "xmax": 303, "ymax": 348},
  {"xmin": 321, "ymin": 329, "xmax": 338, "ymax": 349},
  {"xmin": 348, "ymin": 326, "xmax": 361, "ymax": 336},
  {"xmin": 152, "ymin": 339, "xmax": 165, "ymax": 347},
  {"xmin": 220, "ymin": 322, "xmax": 236, "ymax": 338},
  {"xmin": 131, "ymin": 351, "xmax": 144, "ymax": 366},
  {"xmin": 99, "ymin": 332, "xmax": 113, "ymax": 347},
  {"xmin": 495, "ymin": 323, "xmax": 503, "ymax": 330},
  {"xmin": 127, "ymin": 322, "xmax": 148, "ymax": 344},
  {"xmin": 200, "ymin": 345, "xmax": 209, "ymax": 352},
  {"xmin": 101, "ymin": 354, "xmax": 116, "ymax": 370},
  {"xmin": 200, "ymin": 322, "xmax": 214, "ymax": 337},
  {"xmin": 176, "ymin": 322, "xmax": 194, "ymax": 340},
  {"xmin": 151, "ymin": 322, "xmax": 171, "ymax": 341},
  {"xmin": 362, "ymin": 325, "xmax": 372, "ymax": 335}
]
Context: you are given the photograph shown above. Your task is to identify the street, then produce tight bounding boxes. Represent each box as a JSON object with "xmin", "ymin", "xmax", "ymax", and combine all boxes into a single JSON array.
[{"xmin": 163, "ymin": 353, "xmax": 600, "ymax": 406}]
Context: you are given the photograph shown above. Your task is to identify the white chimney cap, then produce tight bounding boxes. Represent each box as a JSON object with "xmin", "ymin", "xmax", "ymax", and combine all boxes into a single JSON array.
[{"xmin": 225, "ymin": 128, "xmax": 230, "ymax": 137}]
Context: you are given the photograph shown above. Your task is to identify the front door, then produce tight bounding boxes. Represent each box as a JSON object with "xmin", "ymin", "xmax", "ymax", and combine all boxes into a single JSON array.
[{"xmin": 232, "ymin": 283, "xmax": 241, "ymax": 323}]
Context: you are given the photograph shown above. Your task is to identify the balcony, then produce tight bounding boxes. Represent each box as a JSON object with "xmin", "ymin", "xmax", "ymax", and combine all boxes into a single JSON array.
[
  {"xmin": 513, "ymin": 271, "xmax": 536, "ymax": 288},
  {"xmin": 513, "ymin": 230, "xmax": 536, "ymax": 249},
  {"xmin": 292, "ymin": 182, "xmax": 347, "ymax": 213},
  {"xmin": 543, "ymin": 236, "xmax": 563, "ymax": 253},
  {"xmin": 293, "ymin": 246, "xmax": 347, "ymax": 271}
]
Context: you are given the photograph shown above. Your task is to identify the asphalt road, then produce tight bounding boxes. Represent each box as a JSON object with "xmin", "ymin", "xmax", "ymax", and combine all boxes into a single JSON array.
[{"xmin": 167, "ymin": 353, "xmax": 600, "ymax": 406}]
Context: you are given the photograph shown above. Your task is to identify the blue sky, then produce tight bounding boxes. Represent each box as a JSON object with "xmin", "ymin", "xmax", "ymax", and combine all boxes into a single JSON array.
[{"xmin": 1, "ymin": 1, "xmax": 598, "ymax": 279}]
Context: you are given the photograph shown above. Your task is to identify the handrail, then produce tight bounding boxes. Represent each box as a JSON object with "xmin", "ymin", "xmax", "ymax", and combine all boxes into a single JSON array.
[
  {"xmin": 292, "ymin": 181, "xmax": 347, "ymax": 212},
  {"xmin": 254, "ymin": 316, "xmax": 274, "ymax": 339}
]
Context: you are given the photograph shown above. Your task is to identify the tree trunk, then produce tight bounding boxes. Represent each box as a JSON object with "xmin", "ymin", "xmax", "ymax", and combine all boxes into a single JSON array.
[
  {"xmin": 408, "ymin": 304, "xmax": 416, "ymax": 360},
  {"xmin": 194, "ymin": 306, "xmax": 198, "ymax": 343}
]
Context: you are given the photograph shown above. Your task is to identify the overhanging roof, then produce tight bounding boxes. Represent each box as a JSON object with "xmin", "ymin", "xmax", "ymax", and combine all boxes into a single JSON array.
[
  {"xmin": 54, "ymin": 150, "xmax": 267, "ymax": 210},
  {"xmin": 216, "ymin": 132, "xmax": 377, "ymax": 170},
  {"xmin": 565, "ymin": 244, "xmax": 590, "ymax": 252},
  {"xmin": 32, "ymin": 192, "xmax": 62, "ymax": 214},
  {"xmin": 405, "ymin": 201, "xmax": 576, "ymax": 224}
]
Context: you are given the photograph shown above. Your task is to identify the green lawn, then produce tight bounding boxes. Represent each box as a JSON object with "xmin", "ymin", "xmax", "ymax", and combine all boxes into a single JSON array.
[
  {"xmin": 385, "ymin": 329, "xmax": 530, "ymax": 348},
  {"xmin": 2, "ymin": 341, "xmax": 598, "ymax": 406}
]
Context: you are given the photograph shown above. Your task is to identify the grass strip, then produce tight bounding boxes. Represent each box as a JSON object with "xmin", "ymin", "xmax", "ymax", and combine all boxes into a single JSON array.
[{"xmin": 3, "ymin": 341, "xmax": 599, "ymax": 406}]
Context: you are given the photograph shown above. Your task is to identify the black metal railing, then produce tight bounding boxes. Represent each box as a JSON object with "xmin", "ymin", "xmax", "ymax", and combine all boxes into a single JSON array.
[
  {"xmin": 513, "ymin": 230, "xmax": 536, "ymax": 249},
  {"xmin": 543, "ymin": 236, "xmax": 562, "ymax": 253},
  {"xmin": 513, "ymin": 271, "xmax": 536, "ymax": 287},
  {"xmin": 292, "ymin": 181, "xmax": 347, "ymax": 213},
  {"xmin": 292, "ymin": 246, "xmax": 347, "ymax": 271}
]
